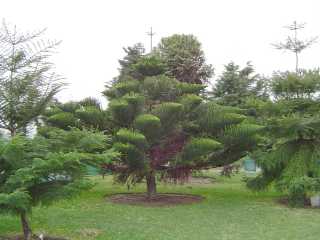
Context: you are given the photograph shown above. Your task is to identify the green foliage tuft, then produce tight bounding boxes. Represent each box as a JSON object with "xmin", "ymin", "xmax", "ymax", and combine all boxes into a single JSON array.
[
  {"xmin": 75, "ymin": 106, "xmax": 105, "ymax": 129},
  {"xmin": 122, "ymin": 92, "xmax": 145, "ymax": 106},
  {"xmin": 197, "ymin": 102, "xmax": 246, "ymax": 134},
  {"xmin": 177, "ymin": 82, "xmax": 205, "ymax": 95},
  {"xmin": 179, "ymin": 94, "xmax": 203, "ymax": 112},
  {"xmin": 109, "ymin": 99, "xmax": 130, "ymax": 124},
  {"xmin": 58, "ymin": 102, "xmax": 80, "ymax": 113},
  {"xmin": 116, "ymin": 128, "xmax": 147, "ymax": 149},
  {"xmin": 143, "ymin": 75, "xmax": 179, "ymax": 101},
  {"xmin": 223, "ymin": 123, "xmax": 265, "ymax": 147},
  {"xmin": 47, "ymin": 112, "xmax": 77, "ymax": 130},
  {"xmin": 78, "ymin": 132, "xmax": 108, "ymax": 153},
  {"xmin": 132, "ymin": 55, "xmax": 167, "ymax": 77},
  {"xmin": 0, "ymin": 190, "xmax": 31, "ymax": 215},
  {"xmin": 114, "ymin": 80, "xmax": 140, "ymax": 96},
  {"xmin": 113, "ymin": 142, "xmax": 146, "ymax": 170},
  {"xmin": 181, "ymin": 138, "xmax": 222, "ymax": 163},
  {"xmin": 134, "ymin": 114, "xmax": 161, "ymax": 141},
  {"xmin": 152, "ymin": 102, "xmax": 183, "ymax": 120},
  {"xmin": 79, "ymin": 97, "xmax": 101, "ymax": 109}
]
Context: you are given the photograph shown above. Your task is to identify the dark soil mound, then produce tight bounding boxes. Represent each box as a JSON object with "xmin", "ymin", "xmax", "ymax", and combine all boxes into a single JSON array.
[{"xmin": 109, "ymin": 193, "xmax": 204, "ymax": 206}]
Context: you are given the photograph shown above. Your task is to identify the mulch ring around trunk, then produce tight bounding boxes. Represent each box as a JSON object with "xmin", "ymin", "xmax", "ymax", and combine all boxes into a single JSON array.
[
  {"xmin": 108, "ymin": 193, "xmax": 204, "ymax": 207},
  {"xmin": 0, "ymin": 235, "xmax": 68, "ymax": 240}
]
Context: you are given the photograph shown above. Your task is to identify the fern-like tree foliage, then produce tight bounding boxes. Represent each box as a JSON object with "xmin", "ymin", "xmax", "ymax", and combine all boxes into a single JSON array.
[
  {"xmin": 0, "ymin": 22, "xmax": 65, "ymax": 136},
  {"xmin": 0, "ymin": 128, "xmax": 118, "ymax": 240},
  {"xmin": 247, "ymin": 114, "xmax": 320, "ymax": 206},
  {"xmin": 246, "ymin": 71, "xmax": 320, "ymax": 206},
  {"xmin": 104, "ymin": 53, "xmax": 263, "ymax": 198}
]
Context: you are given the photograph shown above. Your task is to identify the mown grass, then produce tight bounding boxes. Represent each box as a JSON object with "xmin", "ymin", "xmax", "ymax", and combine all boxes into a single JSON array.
[{"xmin": 1, "ymin": 172, "xmax": 320, "ymax": 240}]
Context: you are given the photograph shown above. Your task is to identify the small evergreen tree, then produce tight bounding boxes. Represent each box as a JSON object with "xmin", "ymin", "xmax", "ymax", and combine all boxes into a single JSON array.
[{"xmin": 0, "ymin": 128, "xmax": 117, "ymax": 239}]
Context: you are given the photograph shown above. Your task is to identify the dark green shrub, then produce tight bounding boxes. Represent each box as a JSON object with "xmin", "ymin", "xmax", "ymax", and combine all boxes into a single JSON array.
[{"xmin": 287, "ymin": 178, "xmax": 309, "ymax": 207}]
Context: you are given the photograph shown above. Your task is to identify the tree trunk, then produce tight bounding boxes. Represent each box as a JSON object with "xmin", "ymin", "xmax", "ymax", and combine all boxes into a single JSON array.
[
  {"xmin": 10, "ymin": 128, "xmax": 16, "ymax": 137},
  {"xmin": 295, "ymin": 51, "xmax": 299, "ymax": 74},
  {"xmin": 20, "ymin": 212, "xmax": 32, "ymax": 240},
  {"xmin": 146, "ymin": 171, "xmax": 157, "ymax": 199}
]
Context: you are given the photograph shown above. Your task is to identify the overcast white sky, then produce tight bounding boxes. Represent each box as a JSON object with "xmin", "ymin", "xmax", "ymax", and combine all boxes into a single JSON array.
[{"xmin": 1, "ymin": 0, "xmax": 320, "ymax": 105}]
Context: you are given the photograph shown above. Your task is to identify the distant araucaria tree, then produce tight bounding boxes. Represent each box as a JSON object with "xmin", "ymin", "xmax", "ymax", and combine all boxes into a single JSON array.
[{"xmin": 212, "ymin": 62, "xmax": 269, "ymax": 106}]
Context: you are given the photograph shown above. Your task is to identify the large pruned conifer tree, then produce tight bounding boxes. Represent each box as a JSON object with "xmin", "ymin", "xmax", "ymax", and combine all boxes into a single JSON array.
[{"xmin": 104, "ymin": 52, "xmax": 263, "ymax": 198}]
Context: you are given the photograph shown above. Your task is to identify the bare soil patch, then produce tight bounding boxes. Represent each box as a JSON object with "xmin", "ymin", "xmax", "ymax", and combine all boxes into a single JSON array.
[{"xmin": 109, "ymin": 193, "xmax": 204, "ymax": 206}]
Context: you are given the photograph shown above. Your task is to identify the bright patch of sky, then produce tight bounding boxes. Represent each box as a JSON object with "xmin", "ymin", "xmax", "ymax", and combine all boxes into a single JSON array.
[{"xmin": 1, "ymin": 0, "xmax": 319, "ymax": 105}]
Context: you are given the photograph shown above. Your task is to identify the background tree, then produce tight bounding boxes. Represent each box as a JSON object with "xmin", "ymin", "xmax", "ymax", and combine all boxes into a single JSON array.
[
  {"xmin": 0, "ymin": 22, "xmax": 64, "ymax": 137},
  {"xmin": 273, "ymin": 21, "xmax": 318, "ymax": 73},
  {"xmin": 242, "ymin": 70, "xmax": 320, "ymax": 123},
  {"xmin": 0, "ymin": 128, "xmax": 117, "ymax": 239},
  {"xmin": 212, "ymin": 62, "xmax": 269, "ymax": 106},
  {"xmin": 104, "ymin": 53, "xmax": 262, "ymax": 198},
  {"xmin": 157, "ymin": 34, "xmax": 213, "ymax": 84}
]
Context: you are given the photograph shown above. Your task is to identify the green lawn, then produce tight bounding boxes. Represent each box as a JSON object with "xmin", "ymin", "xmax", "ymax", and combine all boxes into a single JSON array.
[{"xmin": 1, "ymin": 173, "xmax": 320, "ymax": 240}]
